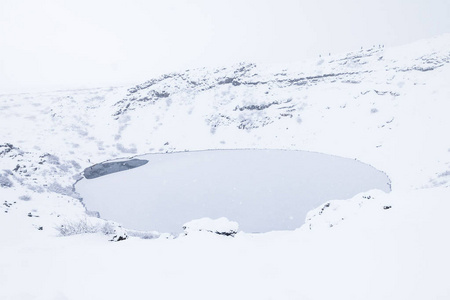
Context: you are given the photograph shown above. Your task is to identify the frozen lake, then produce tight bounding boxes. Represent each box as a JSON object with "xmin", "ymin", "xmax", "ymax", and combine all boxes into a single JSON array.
[{"xmin": 76, "ymin": 150, "xmax": 390, "ymax": 233}]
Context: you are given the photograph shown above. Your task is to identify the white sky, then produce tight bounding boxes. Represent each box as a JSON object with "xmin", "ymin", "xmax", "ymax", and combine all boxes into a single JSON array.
[{"xmin": 1, "ymin": 0, "xmax": 449, "ymax": 93}]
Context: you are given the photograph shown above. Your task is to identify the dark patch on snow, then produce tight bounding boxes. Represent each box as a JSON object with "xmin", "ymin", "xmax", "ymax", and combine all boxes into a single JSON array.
[
  {"xmin": 19, "ymin": 195, "xmax": 31, "ymax": 201},
  {"xmin": 214, "ymin": 230, "xmax": 237, "ymax": 236},
  {"xmin": 234, "ymin": 101, "xmax": 280, "ymax": 111},
  {"xmin": 116, "ymin": 143, "xmax": 137, "ymax": 154},
  {"xmin": 438, "ymin": 170, "xmax": 450, "ymax": 177},
  {"xmin": 0, "ymin": 174, "xmax": 13, "ymax": 187},
  {"xmin": 318, "ymin": 203, "xmax": 331, "ymax": 215}
]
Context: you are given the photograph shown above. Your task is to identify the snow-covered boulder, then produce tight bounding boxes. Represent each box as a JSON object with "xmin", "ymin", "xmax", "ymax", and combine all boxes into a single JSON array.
[
  {"xmin": 102, "ymin": 221, "xmax": 128, "ymax": 242},
  {"xmin": 109, "ymin": 226, "xmax": 128, "ymax": 242},
  {"xmin": 303, "ymin": 189, "xmax": 389, "ymax": 231},
  {"xmin": 182, "ymin": 217, "xmax": 239, "ymax": 236}
]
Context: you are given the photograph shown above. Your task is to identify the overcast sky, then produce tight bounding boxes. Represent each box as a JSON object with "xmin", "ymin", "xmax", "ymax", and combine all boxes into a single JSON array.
[{"xmin": 1, "ymin": 0, "xmax": 449, "ymax": 93}]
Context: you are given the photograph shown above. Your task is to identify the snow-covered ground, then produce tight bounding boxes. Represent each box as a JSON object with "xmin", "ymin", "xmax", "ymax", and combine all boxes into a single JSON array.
[{"xmin": 1, "ymin": 34, "xmax": 450, "ymax": 299}]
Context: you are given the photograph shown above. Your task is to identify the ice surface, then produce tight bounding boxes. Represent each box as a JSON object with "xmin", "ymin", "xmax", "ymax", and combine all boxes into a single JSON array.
[{"xmin": 76, "ymin": 149, "xmax": 390, "ymax": 233}]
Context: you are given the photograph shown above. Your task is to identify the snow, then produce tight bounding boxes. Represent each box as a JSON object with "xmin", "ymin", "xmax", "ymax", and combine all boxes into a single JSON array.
[
  {"xmin": 1, "ymin": 188, "xmax": 449, "ymax": 299},
  {"xmin": 0, "ymin": 34, "xmax": 450, "ymax": 299},
  {"xmin": 182, "ymin": 217, "xmax": 239, "ymax": 236}
]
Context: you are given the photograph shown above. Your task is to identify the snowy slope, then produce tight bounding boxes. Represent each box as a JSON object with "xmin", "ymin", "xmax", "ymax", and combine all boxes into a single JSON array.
[{"xmin": 1, "ymin": 34, "xmax": 450, "ymax": 300}]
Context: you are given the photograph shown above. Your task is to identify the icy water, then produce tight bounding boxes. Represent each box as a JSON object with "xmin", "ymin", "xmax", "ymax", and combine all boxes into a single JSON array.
[{"xmin": 76, "ymin": 150, "xmax": 390, "ymax": 233}]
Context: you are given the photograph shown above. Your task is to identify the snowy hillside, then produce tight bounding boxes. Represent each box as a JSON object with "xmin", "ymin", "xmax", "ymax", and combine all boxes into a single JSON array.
[{"xmin": 1, "ymin": 35, "xmax": 450, "ymax": 299}]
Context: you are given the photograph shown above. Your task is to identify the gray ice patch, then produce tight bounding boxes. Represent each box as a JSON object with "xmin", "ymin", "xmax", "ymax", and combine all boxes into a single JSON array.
[{"xmin": 83, "ymin": 159, "xmax": 148, "ymax": 179}]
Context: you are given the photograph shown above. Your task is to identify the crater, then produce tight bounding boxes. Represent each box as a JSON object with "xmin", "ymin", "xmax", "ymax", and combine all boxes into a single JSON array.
[{"xmin": 76, "ymin": 149, "xmax": 390, "ymax": 233}]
